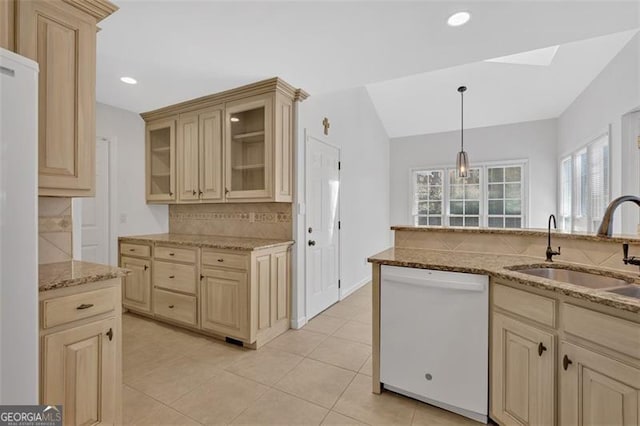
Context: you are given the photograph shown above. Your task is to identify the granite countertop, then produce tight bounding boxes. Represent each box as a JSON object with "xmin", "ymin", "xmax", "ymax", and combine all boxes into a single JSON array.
[
  {"xmin": 391, "ymin": 225, "xmax": 640, "ymax": 244},
  {"xmin": 119, "ymin": 233, "xmax": 294, "ymax": 251},
  {"xmin": 39, "ymin": 260, "xmax": 129, "ymax": 292},
  {"xmin": 369, "ymin": 247, "xmax": 640, "ymax": 314}
]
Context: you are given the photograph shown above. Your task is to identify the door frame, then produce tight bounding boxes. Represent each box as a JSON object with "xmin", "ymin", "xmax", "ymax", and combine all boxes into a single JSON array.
[
  {"xmin": 72, "ymin": 136, "xmax": 119, "ymax": 265},
  {"xmin": 304, "ymin": 131, "xmax": 342, "ymax": 321}
]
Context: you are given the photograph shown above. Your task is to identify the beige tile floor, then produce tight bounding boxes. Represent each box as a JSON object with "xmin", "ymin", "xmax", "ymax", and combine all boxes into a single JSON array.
[{"xmin": 122, "ymin": 283, "xmax": 477, "ymax": 425}]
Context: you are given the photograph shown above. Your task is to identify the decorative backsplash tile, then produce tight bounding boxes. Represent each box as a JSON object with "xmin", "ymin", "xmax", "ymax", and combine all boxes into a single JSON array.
[
  {"xmin": 169, "ymin": 203, "xmax": 293, "ymax": 240},
  {"xmin": 39, "ymin": 197, "xmax": 73, "ymax": 264}
]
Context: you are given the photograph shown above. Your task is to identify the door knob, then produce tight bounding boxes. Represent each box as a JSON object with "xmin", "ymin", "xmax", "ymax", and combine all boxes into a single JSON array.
[
  {"xmin": 308, "ymin": 227, "xmax": 313, "ymax": 233},
  {"xmin": 192, "ymin": 190, "xmax": 196, "ymax": 195},
  {"xmin": 308, "ymin": 240, "xmax": 316, "ymax": 246},
  {"xmin": 106, "ymin": 328, "xmax": 113, "ymax": 341}
]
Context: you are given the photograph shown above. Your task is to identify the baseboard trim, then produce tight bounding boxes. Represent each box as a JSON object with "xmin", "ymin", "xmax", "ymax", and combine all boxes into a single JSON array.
[
  {"xmin": 291, "ymin": 317, "xmax": 307, "ymax": 329},
  {"xmin": 340, "ymin": 276, "xmax": 371, "ymax": 300}
]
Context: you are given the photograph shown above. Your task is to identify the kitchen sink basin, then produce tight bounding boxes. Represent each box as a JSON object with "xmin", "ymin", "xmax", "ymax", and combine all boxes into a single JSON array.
[
  {"xmin": 606, "ymin": 285, "xmax": 640, "ymax": 299},
  {"xmin": 513, "ymin": 267, "xmax": 631, "ymax": 289}
]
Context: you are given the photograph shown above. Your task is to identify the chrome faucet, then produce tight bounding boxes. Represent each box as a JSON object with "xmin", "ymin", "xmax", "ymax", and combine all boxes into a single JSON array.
[
  {"xmin": 597, "ymin": 195, "xmax": 640, "ymax": 237},
  {"xmin": 546, "ymin": 214, "xmax": 561, "ymax": 262}
]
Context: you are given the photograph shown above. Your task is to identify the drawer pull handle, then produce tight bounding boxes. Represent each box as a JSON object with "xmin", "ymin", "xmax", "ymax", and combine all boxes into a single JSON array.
[
  {"xmin": 538, "ymin": 342, "xmax": 547, "ymax": 356},
  {"xmin": 169, "ymin": 275, "xmax": 175, "ymax": 279},
  {"xmin": 106, "ymin": 328, "xmax": 113, "ymax": 341},
  {"xmin": 169, "ymin": 253, "xmax": 175, "ymax": 256},
  {"xmin": 129, "ymin": 248, "xmax": 135, "ymax": 251},
  {"xmin": 77, "ymin": 303, "xmax": 94, "ymax": 310},
  {"xmin": 217, "ymin": 259, "xmax": 224, "ymax": 262},
  {"xmin": 168, "ymin": 305, "xmax": 175, "ymax": 309},
  {"xmin": 563, "ymin": 354, "xmax": 573, "ymax": 370}
]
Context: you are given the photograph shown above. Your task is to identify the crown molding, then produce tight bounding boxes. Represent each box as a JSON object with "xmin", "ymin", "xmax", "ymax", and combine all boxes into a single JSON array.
[{"xmin": 62, "ymin": 0, "xmax": 118, "ymax": 22}]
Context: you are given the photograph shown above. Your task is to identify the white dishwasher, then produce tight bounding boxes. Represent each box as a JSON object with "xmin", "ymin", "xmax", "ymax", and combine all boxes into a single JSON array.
[{"xmin": 380, "ymin": 265, "xmax": 488, "ymax": 423}]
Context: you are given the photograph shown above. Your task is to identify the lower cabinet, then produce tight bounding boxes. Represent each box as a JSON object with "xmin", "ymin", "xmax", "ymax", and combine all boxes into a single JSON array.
[
  {"xmin": 200, "ymin": 268, "xmax": 249, "ymax": 340},
  {"xmin": 491, "ymin": 312, "xmax": 555, "ymax": 426},
  {"xmin": 40, "ymin": 279, "xmax": 122, "ymax": 425},
  {"xmin": 121, "ymin": 256, "xmax": 151, "ymax": 313},
  {"xmin": 560, "ymin": 342, "xmax": 640, "ymax": 425}
]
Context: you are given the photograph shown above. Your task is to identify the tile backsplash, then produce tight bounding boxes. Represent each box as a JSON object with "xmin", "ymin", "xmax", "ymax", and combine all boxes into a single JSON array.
[
  {"xmin": 169, "ymin": 203, "xmax": 293, "ymax": 240},
  {"xmin": 39, "ymin": 197, "xmax": 73, "ymax": 264}
]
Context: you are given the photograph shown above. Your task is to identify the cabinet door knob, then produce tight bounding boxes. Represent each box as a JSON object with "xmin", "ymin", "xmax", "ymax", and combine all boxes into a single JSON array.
[
  {"xmin": 129, "ymin": 248, "xmax": 135, "ymax": 251},
  {"xmin": 106, "ymin": 328, "xmax": 113, "ymax": 341},
  {"xmin": 563, "ymin": 354, "xmax": 573, "ymax": 370},
  {"xmin": 77, "ymin": 303, "xmax": 94, "ymax": 310},
  {"xmin": 199, "ymin": 190, "xmax": 203, "ymax": 196},
  {"xmin": 168, "ymin": 305, "xmax": 175, "ymax": 309},
  {"xmin": 192, "ymin": 190, "xmax": 196, "ymax": 195},
  {"xmin": 308, "ymin": 240, "xmax": 316, "ymax": 247},
  {"xmin": 217, "ymin": 258, "xmax": 224, "ymax": 262},
  {"xmin": 538, "ymin": 342, "xmax": 547, "ymax": 356},
  {"xmin": 169, "ymin": 252, "xmax": 175, "ymax": 256},
  {"xmin": 144, "ymin": 265, "xmax": 149, "ymax": 271},
  {"xmin": 169, "ymin": 275, "xmax": 175, "ymax": 279},
  {"xmin": 225, "ymin": 188, "xmax": 230, "ymax": 195}
]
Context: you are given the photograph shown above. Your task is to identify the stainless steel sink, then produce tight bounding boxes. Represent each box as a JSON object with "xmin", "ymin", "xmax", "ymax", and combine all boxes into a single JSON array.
[
  {"xmin": 606, "ymin": 285, "xmax": 640, "ymax": 299},
  {"xmin": 514, "ymin": 267, "xmax": 631, "ymax": 289}
]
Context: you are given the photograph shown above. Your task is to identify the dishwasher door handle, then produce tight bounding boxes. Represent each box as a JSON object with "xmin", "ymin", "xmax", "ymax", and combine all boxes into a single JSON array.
[{"xmin": 384, "ymin": 275, "xmax": 486, "ymax": 292}]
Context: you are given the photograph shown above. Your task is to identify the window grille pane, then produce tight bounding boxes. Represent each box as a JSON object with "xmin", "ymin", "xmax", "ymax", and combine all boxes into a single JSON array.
[
  {"xmin": 505, "ymin": 167, "xmax": 521, "ymax": 182},
  {"xmin": 505, "ymin": 218, "xmax": 522, "ymax": 228},
  {"xmin": 489, "ymin": 200, "xmax": 504, "ymax": 215},
  {"xmin": 413, "ymin": 170, "xmax": 444, "ymax": 225},
  {"xmin": 450, "ymin": 201, "xmax": 464, "ymax": 215},
  {"xmin": 486, "ymin": 165, "xmax": 523, "ymax": 228},
  {"xmin": 505, "ymin": 200, "xmax": 522, "ymax": 215},
  {"xmin": 488, "ymin": 184, "xmax": 504, "ymax": 199},
  {"xmin": 450, "ymin": 217, "xmax": 463, "ymax": 226},
  {"xmin": 488, "ymin": 168, "xmax": 504, "ymax": 183},
  {"xmin": 448, "ymin": 169, "xmax": 481, "ymax": 227},
  {"xmin": 489, "ymin": 217, "xmax": 504, "ymax": 228},
  {"xmin": 505, "ymin": 183, "xmax": 521, "ymax": 199}
]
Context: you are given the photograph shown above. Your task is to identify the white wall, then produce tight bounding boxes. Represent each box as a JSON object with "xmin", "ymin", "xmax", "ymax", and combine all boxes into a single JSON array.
[
  {"xmin": 293, "ymin": 87, "xmax": 390, "ymax": 326},
  {"xmin": 558, "ymin": 34, "xmax": 640, "ymax": 234},
  {"xmin": 390, "ymin": 119, "xmax": 558, "ymax": 229},
  {"xmin": 92, "ymin": 103, "xmax": 169, "ymax": 262}
]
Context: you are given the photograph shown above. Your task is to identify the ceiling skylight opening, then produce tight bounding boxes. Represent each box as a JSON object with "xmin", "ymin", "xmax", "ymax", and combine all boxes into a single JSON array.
[
  {"xmin": 447, "ymin": 11, "xmax": 471, "ymax": 27},
  {"xmin": 485, "ymin": 45, "xmax": 560, "ymax": 67}
]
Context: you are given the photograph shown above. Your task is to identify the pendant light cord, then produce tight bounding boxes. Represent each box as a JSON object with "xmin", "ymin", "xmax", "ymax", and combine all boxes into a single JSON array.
[{"xmin": 461, "ymin": 89, "xmax": 464, "ymax": 152}]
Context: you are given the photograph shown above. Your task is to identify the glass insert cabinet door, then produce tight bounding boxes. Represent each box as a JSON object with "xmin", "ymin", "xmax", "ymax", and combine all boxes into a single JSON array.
[
  {"xmin": 146, "ymin": 119, "xmax": 176, "ymax": 202},
  {"xmin": 225, "ymin": 95, "xmax": 273, "ymax": 200}
]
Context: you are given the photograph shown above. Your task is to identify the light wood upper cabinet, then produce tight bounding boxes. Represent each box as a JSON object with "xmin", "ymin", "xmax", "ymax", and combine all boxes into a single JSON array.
[
  {"xmin": 13, "ymin": 0, "xmax": 117, "ymax": 197},
  {"xmin": 225, "ymin": 95, "xmax": 273, "ymax": 201},
  {"xmin": 560, "ymin": 342, "xmax": 640, "ymax": 426},
  {"xmin": 199, "ymin": 108, "xmax": 224, "ymax": 201},
  {"xmin": 176, "ymin": 107, "xmax": 224, "ymax": 203},
  {"xmin": 491, "ymin": 312, "xmax": 555, "ymax": 426},
  {"xmin": 42, "ymin": 317, "xmax": 118, "ymax": 425},
  {"xmin": 121, "ymin": 256, "xmax": 151, "ymax": 313},
  {"xmin": 146, "ymin": 118, "xmax": 176, "ymax": 202},
  {"xmin": 141, "ymin": 78, "xmax": 307, "ymax": 204}
]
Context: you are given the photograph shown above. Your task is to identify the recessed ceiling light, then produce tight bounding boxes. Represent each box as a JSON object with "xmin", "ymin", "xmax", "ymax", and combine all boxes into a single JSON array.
[
  {"xmin": 120, "ymin": 76, "xmax": 137, "ymax": 85},
  {"xmin": 447, "ymin": 11, "xmax": 471, "ymax": 27},
  {"xmin": 230, "ymin": 117, "xmax": 240, "ymax": 122}
]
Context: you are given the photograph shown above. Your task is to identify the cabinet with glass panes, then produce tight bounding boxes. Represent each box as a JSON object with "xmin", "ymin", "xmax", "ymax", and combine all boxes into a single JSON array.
[{"xmin": 146, "ymin": 118, "xmax": 176, "ymax": 202}]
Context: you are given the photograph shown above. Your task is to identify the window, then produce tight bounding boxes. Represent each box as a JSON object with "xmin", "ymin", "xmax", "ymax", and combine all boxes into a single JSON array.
[
  {"xmin": 413, "ymin": 170, "xmax": 444, "ymax": 226},
  {"xmin": 412, "ymin": 162, "xmax": 526, "ymax": 228},
  {"xmin": 487, "ymin": 165, "xmax": 524, "ymax": 229},
  {"xmin": 559, "ymin": 133, "xmax": 610, "ymax": 233}
]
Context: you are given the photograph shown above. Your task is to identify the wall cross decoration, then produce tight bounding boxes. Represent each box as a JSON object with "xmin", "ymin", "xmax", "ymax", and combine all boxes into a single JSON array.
[{"xmin": 322, "ymin": 117, "xmax": 330, "ymax": 135}]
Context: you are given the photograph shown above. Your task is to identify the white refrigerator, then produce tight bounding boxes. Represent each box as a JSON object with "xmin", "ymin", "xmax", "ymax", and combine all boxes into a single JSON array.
[{"xmin": 0, "ymin": 47, "xmax": 39, "ymax": 404}]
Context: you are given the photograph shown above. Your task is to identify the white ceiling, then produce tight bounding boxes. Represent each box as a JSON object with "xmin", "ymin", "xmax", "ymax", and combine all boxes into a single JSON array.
[
  {"xmin": 367, "ymin": 29, "xmax": 639, "ymax": 138},
  {"xmin": 96, "ymin": 1, "xmax": 640, "ymax": 114}
]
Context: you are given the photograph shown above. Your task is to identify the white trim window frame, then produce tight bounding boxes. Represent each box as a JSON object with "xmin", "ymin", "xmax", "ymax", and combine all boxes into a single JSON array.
[
  {"xmin": 559, "ymin": 131, "xmax": 611, "ymax": 233},
  {"xmin": 410, "ymin": 160, "xmax": 528, "ymax": 228}
]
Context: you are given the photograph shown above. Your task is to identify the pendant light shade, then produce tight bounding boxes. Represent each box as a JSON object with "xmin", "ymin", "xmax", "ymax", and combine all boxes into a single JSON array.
[{"xmin": 456, "ymin": 86, "xmax": 469, "ymax": 178}]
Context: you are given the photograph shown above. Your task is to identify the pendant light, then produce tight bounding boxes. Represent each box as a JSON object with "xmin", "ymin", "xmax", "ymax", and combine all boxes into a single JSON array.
[{"xmin": 456, "ymin": 86, "xmax": 469, "ymax": 178}]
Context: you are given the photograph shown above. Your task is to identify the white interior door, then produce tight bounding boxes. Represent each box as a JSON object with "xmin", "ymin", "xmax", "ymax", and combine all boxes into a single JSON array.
[
  {"xmin": 81, "ymin": 138, "xmax": 110, "ymax": 264},
  {"xmin": 306, "ymin": 134, "xmax": 340, "ymax": 319}
]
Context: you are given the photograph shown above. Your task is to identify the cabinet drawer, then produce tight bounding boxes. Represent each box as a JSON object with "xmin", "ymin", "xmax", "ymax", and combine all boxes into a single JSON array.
[
  {"xmin": 154, "ymin": 289, "xmax": 197, "ymax": 327},
  {"xmin": 493, "ymin": 283, "xmax": 556, "ymax": 327},
  {"xmin": 202, "ymin": 250, "xmax": 248, "ymax": 270},
  {"xmin": 121, "ymin": 243, "xmax": 151, "ymax": 258},
  {"xmin": 153, "ymin": 261, "xmax": 197, "ymax": 294},
  {"xmin": 563, "ymin": 304, "xmax": 640, "ymax": 359},
  {"xmin": 42, "ymin": 287, "xmax": 118, "ymax": 329},
  {"xmin": 155, "ymin": 245, "xmax": 197, "ymax": 264}
]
